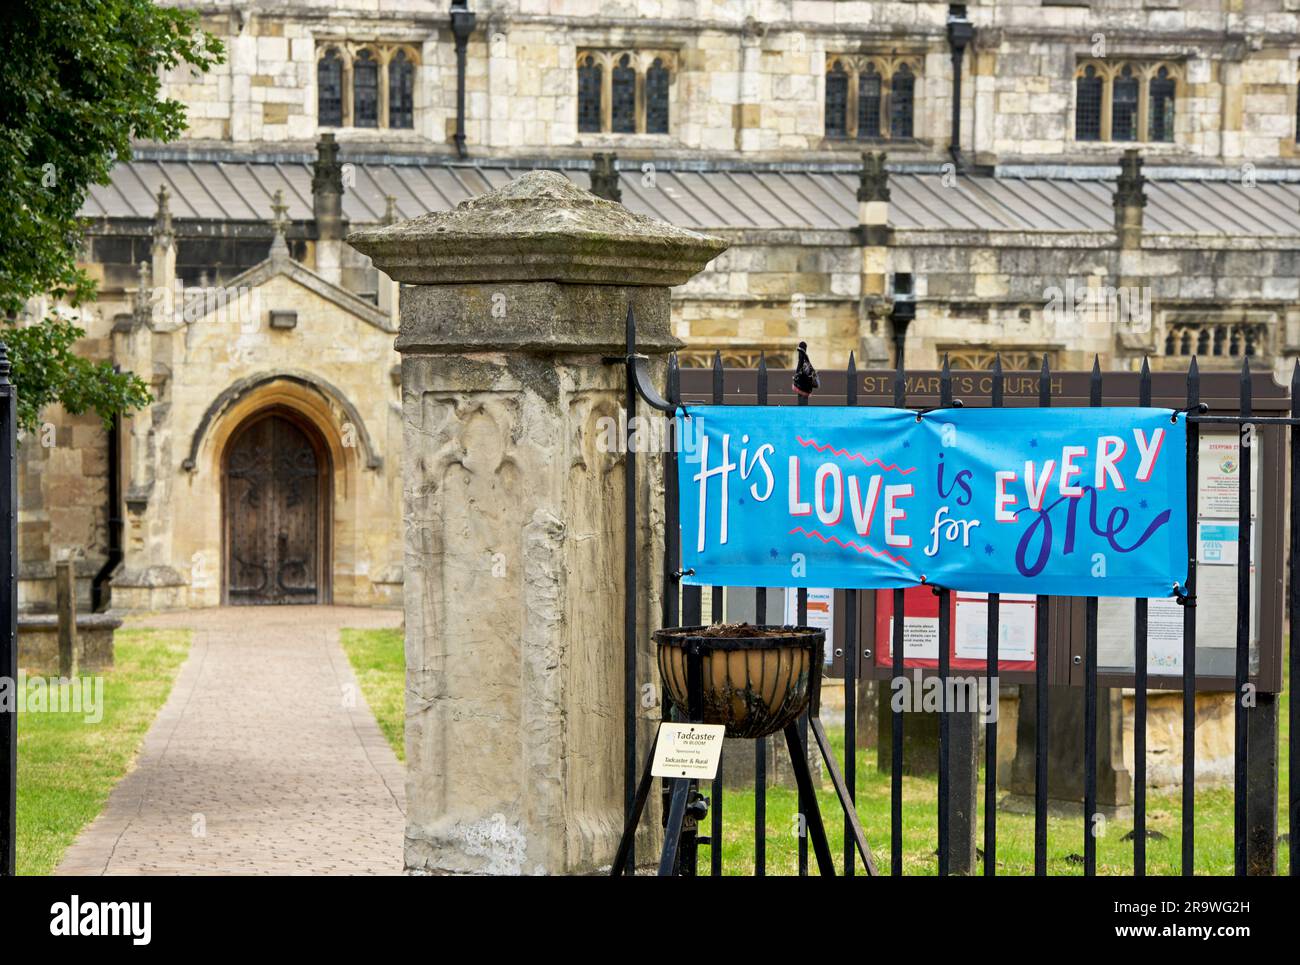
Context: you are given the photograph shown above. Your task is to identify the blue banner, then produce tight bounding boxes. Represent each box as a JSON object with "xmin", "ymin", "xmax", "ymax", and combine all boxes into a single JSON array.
[{"xmin": 677, "ymin": 405, "xmax": 1188, "ymax": 598}]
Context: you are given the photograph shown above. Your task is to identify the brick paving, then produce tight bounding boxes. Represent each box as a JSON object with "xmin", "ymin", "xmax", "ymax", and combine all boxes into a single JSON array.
[{"xmin": 57, "ymin": 606, "xmax": 406, "ymax": 876}]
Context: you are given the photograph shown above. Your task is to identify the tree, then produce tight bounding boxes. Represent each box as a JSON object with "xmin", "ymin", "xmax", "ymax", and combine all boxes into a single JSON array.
[{"xmin": 0, "ymin": 0, "xmax": 223, "ymax": 433}]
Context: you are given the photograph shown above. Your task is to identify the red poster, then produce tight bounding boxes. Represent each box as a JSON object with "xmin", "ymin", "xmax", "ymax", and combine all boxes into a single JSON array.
[{"xmin": 873, "ymin": 587, "xmax": 1036, "ymax": 672}]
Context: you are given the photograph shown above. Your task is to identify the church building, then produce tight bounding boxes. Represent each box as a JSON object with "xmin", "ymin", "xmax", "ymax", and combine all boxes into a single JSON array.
[{"xmin": 23, "ymin": 0, "xmax": 1300, "ymax": 614}]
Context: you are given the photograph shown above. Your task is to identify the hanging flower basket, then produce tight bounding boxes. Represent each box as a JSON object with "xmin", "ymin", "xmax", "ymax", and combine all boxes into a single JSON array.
[{"xmin": 654, "ymin": 624, "xmax": 823, "ymax": 739}]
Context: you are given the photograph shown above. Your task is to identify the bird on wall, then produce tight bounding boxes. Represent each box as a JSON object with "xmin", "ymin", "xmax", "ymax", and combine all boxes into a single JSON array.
[{"xmin": 792, "ymin": 341, "xmax": 820, "ymax": 397}]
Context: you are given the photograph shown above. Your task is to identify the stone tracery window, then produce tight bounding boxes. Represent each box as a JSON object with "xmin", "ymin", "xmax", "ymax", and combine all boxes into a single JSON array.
[
  {"xmin": 578, "ymin": 54, "xmax": 603, "ymax": 133},
  {"xmin": 945, "ymin": 348, "xmax": 1058, "ymax": 371},
  {"xmin": 858, "ymin": 65, "xmax": 882, "ymax": 138},
  {"xmin": 577, "ymin": 50, "xmax": 676, "ymax": 135},
  {"xmin": 825, "ymin": 55, "xmax": 920, "ymax": 140},
  {"xmin": 1075, "ymin": 65, "xmax": 1103, "ymax": 141},
  {"xmin": 389, "ymin": 50, "xmax": 414, "ymax": 129},
  {"xmin": 1148, "ymin": 66, "xmax": 1176, "ymax": 143},
  {"xmin": 826, "ymin": 61, "xmax": 849, "ymax": 138},
  {"xmin": 1073, "ymin": 59, "xmax": 1180, "ymax": 143},
  {"xmin": 1112, "ymin": 65, "xmax": 1139, "ymax": 142},
  {"xmin": 318, "ymin": 48, "xmax": 344, "ymax": 127},
  {"xmin": 645, "ymin": 59, "xmax": 670, "ymax": 135},
  {"xmin": 353, "ymin": 49, "xmax": 379, "ymax": 128},
  {"xmin": 316, "ymin": 43, "xmax": 421, "ymax": 130},
  {"xmin": 611, "ymin": 55, "xmax": 637, "ymax": 134},
  {"xmin": 678, "ymin": 348, "xmax": 793, "ymax": 369}
]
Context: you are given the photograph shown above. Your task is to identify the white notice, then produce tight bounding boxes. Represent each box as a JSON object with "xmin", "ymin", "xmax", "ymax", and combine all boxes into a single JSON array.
[
  {"xmin": 651, "ymin": 722, "xmax": 726, "ymax": 780},
  {"xmin": 887, "ymin": 616, "xmax": 940, "ymax": 660},
  {"xmin": 1146, "ymin": 597, "xmax": 1184, "ymax": 674},
  {"xmin": 953, "ymin": 593, "xmax": 1037, "ymax": 662}
]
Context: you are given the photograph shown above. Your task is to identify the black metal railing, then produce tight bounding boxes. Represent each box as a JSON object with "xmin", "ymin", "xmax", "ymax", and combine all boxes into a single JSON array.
[
  {"xmin": 620, "ymin": 309, "xmax": 1296, "ymax": 877},
  {"xmin": 0, "ymin": 345, "xmax": 17, "ymax": 878}
]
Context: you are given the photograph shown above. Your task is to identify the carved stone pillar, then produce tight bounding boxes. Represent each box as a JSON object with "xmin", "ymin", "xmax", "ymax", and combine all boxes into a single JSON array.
[{"xmin": 349, "ymin": 171, "xmax": 725, "ymax": 874}]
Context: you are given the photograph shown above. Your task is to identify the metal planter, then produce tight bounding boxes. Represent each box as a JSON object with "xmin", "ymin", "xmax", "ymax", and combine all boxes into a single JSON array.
[{"xmin": 654, "ymin": 625, "xmax": 823, "ymax": 740}]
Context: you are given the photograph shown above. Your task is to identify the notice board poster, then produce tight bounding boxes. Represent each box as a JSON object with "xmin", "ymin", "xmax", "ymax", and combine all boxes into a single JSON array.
[
  {"xmin": 873, "ymin": 586, "xmax": 1036, "ymax": 671},
  {"xmin": 784, "ymin": 587, "xmax": 834, "ymax": 664},
  {"xmin": 1097, "ymin": 596, "xmax": 1187, "ymax": 674},
  {"xmin": 1197, "ymin": 435, "xmax": 1257, "ymax": 519},
  {"xmin": 1097, "ymin": 431, "xmax": 1259, "ymax": 673}
]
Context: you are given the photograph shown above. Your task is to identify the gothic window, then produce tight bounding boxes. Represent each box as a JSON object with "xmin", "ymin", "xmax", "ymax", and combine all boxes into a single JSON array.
[
  {"xmin": 576, "ymin": 50, "xmax": 675, "ymax": 135},
  {"xmin": 890, "ymin": 64, "xmax": 915, "ymax": 138},
  {"xmin": 612, "ymin": 55, "xmax": 637, "ymax": 134},
  {"xmin": 945, "ymin": 348, "xmax": 1059, "ymax": 371},
  {"xmin": 578, "ymin": 55, "xmax": 602, "ymax": 133},
  {"xmin": 1164, "ymin": 322, "xmax": 1267, "ymax": 359},
  {"xmin": 1074, "ymin": 60, "xmax": 1180, "ymax": 144},
  {"xmin": 389, "ymin": 50, "xmax": 414, "ymax": 129},
  {"xmin": 1112, "ymin": 65, "xmax": 1138, "ymax": 142},
  {"xmin": 1076, "ymin": 65, "xmax": 1102, "ymax": 141},
  {"xmin": 317, "ymin": 43, "xmax": 419, "ymax": 130},
  {"xmin": 353, "ymin": 49, "xmax": 379, "ymax": 128},
  {"xmin": 858, "ymin": 65, "xmax": 882, "ymax": 139},
  {"xmin": 1148, "ymin": 66, "xmax": 1176, "ymax": 142},
  {"xmin": 318, "ymin": 48, "xmax": 343, "ymax": 126},
  {"xmin": 824, "ymin": 56, "xmax": 919, "ymax": 140},
  {"xmin": 646, "ymin": 58, "xmax": 670, "ymax": 134},
  {"xmin": 825, "ymin": 61, "xmax": 849, "ymax": 138}
]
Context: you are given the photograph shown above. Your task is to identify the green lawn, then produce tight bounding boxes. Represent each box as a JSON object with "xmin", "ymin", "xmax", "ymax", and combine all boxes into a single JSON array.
[
  {"xmin": 711, "ymin": 732, "xmax": 1255, "ymax": 876},
  {"xmin": 340, "ymin": 627, "xmax": 405, "ymax": 761},
  {"xmin": 337, "ymin": 625, "xmax": 1292, "ymax": 875},
  {"xmin": 16, "ymin": 627, "xmax": 190, "ymax": 875}
]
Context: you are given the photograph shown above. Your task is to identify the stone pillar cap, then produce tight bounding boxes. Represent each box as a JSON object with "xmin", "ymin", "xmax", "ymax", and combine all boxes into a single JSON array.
[{"xmin": 347, "ymin": 170, "xmax": 727, "ymax": 286}]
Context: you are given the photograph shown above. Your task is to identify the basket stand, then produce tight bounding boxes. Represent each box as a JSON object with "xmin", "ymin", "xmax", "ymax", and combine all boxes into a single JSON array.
[{"xmin": 610, "ymin": 636, "xmax": 879, "ymax": 877}]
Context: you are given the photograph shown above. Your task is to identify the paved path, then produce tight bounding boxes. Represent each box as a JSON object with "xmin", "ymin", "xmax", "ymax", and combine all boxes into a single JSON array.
[{"xmin": 57, "ymin": 606, "xmax": 406, "ymax": 876}]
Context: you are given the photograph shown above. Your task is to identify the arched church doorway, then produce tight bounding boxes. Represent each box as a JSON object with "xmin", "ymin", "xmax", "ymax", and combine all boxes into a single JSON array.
[{"xmin": 222, "ymin": 409, "xmax": 331, "ymax": 605}]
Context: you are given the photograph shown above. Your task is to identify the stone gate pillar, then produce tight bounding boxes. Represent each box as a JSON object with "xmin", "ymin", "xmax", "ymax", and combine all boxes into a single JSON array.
[{"xmin": 349, "ymin": 172, "xmax": 725, "ymax": 874}]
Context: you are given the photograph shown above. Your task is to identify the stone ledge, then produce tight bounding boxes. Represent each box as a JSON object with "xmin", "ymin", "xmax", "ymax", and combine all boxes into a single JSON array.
[
  {"xmin": 348, "ymin": 170, "xmax": 727, "ymax": 288},
  {"xmin": 18, "ymin": 611, "xmax": 123, "ymax": 673}
]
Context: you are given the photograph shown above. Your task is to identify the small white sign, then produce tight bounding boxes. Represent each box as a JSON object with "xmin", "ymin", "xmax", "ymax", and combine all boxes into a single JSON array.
[
  {"xmin": 651, "ymin": 722, "xmax": 726, "ymax": 780},
  {"xmin": 888, "ymin": 616, "xmax": 941, "ymax": 660}
]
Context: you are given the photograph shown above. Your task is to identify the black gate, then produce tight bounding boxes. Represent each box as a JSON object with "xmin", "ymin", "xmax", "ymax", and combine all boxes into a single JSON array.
[
  {"xmin": 617, "ymin": 309, "xmax": 1296, "ymax": 877},
  {"xmin": 0, "ymin": 347, "xmax": 16, "ymax": 877}
]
